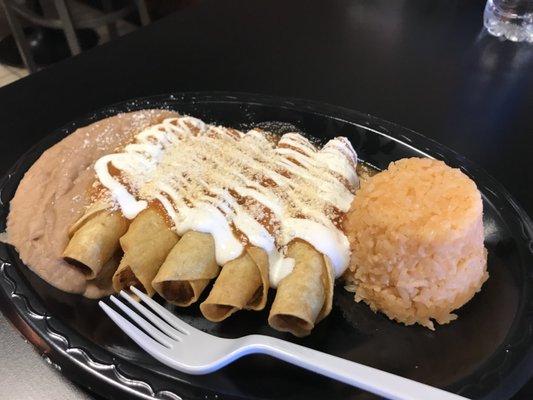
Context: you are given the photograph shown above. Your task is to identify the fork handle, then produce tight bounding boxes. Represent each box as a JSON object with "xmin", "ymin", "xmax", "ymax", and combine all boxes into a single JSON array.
[{"xmin": 245, "ymin": 335, "xmax": 467, "ymax": 400}]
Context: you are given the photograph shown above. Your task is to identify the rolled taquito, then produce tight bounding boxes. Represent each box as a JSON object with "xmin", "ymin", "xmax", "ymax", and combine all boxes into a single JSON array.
[
  {"xmin": 112, "ymin": 208, "xmax": 178, "ymax": 296},
  {"xmin": 152, "ymin": 231, "xmax": 219, "ymax": 306},
  {"xmin": 63, "ymin": 202, "xmax": 128, "ymax": 279},
  {"xmin": 268, "ymin": 240, "xmax": 334, "ymax": 337},
  {"xmin": 200, "ymin": 246, "xmax": 269, "ymax": 322}
]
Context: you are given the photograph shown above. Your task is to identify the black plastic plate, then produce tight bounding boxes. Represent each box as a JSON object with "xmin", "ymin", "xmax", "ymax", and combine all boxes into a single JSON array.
[{"xmin": 0, "ymin": 93, "xmax": 532, "ymax": 400}]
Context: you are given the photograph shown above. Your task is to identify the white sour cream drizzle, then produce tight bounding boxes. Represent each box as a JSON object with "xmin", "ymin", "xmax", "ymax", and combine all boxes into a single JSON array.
[{"xmin": 94, "ymin": 116, "xmax": 359, "ymax": 287}]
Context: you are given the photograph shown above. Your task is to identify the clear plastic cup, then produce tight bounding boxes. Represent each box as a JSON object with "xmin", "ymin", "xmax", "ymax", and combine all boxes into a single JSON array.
[{"xmin": 484, "ymin": 0, "xmax": 533, "ymax": 42}]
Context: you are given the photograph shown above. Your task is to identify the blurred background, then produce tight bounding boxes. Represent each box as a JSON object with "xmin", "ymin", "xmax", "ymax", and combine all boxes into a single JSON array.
[{"xmin": 0, "ymin": 0, "xmax": 196, "ymax": 86}]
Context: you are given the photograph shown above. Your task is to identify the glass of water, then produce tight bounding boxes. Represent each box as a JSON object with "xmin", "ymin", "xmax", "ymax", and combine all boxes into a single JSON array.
[{"xmin": 484, "ymin": 0, "xmax": 533, "ymax": 42}]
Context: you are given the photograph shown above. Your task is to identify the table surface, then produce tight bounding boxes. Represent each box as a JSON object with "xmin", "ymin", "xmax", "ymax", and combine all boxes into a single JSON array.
[{"xmin": 0, "ymin": 0, "xmax": 531, "ymax": 399}]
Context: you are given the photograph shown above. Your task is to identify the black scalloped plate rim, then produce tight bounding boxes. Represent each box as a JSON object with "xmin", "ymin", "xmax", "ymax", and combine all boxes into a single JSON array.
[{"xmin": 0, "ymin": 92, "xmax": 532, "ymax": 400}]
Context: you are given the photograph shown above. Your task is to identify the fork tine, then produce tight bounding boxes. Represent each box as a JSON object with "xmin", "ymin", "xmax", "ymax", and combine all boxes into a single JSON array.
[
  {"xmin": 130, "ymin": 286, "xmax": 197, "ymax": 335},
  {"xmin": 109, "ymin": 296, "xmax": 175, "ymax": 348},
  {"xmin": 99, "ymin": 301, "xmax": 170, "ymax": 356},
  {"xmin": 119, "ymin": 290, "xmax": 184, "ymax": 342}
]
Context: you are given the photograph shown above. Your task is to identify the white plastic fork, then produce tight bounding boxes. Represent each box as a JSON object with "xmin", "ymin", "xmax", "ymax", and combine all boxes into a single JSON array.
[{"xmin": 99, "ymin": 286, "xmax": 468, "ymax": 400}]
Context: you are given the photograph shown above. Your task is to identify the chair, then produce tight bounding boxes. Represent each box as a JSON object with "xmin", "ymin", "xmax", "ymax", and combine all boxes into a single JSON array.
[{"xmin": 0, "ymin": 0, "xmax": 150, "ymax": 72}]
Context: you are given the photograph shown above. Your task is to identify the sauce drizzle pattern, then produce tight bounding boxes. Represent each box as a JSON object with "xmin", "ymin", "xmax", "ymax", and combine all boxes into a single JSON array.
[{"xmin": 94, "ymin": 116, "xmax": 358, "ymax": 286}]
